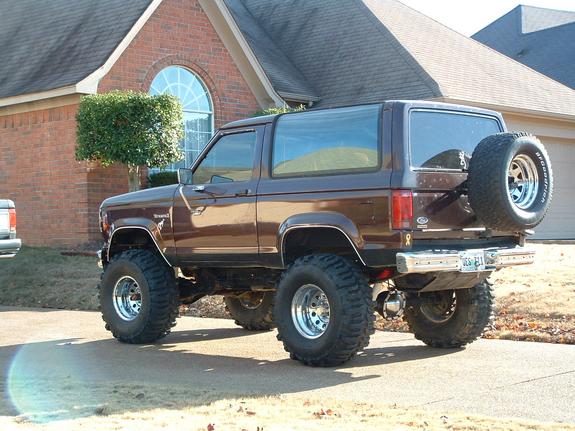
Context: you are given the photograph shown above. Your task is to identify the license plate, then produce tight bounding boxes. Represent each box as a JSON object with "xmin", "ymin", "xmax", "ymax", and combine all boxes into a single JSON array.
[{"xmin": 459, "ymin": 250, "xmax": 486, "ymax": 272}]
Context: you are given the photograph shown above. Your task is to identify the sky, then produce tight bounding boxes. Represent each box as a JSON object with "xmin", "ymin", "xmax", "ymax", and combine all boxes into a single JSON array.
[{"xmin": 398, "ymin": 0, "xmax": 575, "ymax": 36}]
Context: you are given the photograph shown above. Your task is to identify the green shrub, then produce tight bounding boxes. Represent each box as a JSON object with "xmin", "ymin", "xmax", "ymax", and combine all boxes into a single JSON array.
[
  {"xmin": 75, "ymin": 91, "xmax": 184, "ymax": 191},
  {"xmin": 253, "ymin": 104, "xmax": 306, "ymax": 117},
  {"xmin": 148, "ymin": 171, "xmax": 179, "ymax": 188}
]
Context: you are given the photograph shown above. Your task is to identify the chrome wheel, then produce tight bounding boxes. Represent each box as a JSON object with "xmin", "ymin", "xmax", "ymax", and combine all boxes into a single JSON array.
[
  {"xmin": 113, "ymin": 276, "xmax": 142, "ymax": 321},
  {"xmin": 291, "ymin": 284, "xmax": 330, "ymax": 339},
  {"xmin": 507, "ymin": 154, "xmax": 539, "ymax": 210},
  {"xmin": 420, "ymin": 291, "xmax": 457, "ymax": 324}
]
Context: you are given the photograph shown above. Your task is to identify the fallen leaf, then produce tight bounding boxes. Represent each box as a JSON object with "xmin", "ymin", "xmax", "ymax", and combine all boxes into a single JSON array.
[{"xmin": 207, "ymin": 424, "xmax": 215, "ymax": 431}]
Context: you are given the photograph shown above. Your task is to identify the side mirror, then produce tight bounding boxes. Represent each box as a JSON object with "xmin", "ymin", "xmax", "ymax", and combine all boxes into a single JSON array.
[{"xmin": 177, "ymin": 168, "xmax": 193, "ymax": 185}]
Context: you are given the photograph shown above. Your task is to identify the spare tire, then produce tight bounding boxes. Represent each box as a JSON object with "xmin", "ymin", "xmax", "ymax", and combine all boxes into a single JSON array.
[{"xmin": 468, "ymin": 132, "xmax": 553, "ymax": 232}]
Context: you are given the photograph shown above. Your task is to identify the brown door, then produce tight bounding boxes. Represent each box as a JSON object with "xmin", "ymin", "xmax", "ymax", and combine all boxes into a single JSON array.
[{"xmin": 173, "ymin": 127, "xmax": 262, "ymax": 265}]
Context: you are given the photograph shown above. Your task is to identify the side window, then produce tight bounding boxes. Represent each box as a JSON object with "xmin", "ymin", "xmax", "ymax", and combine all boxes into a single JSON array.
[
  {"xmin": 193, "ymin": 132, "xmax": 257, "ymax": 185},
  {"xmin": 272, "ymin": 105, "xmax": 381, "ymax": 178}
]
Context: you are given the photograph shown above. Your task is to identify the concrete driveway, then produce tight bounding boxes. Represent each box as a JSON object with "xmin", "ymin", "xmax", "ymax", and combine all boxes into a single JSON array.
[{"xmin": 1, "ymin": 306, "xmax": 574, "ymax": 424}]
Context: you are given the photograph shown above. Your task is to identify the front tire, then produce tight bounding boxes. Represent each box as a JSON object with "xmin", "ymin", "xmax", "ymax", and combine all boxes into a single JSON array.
[
  {"xmin": 274, "ymin": 254, "xmax": 374, "ymax": 367},
  {"xmin": 224, "ymin": 292, "xmax": 275, "ymax": 331},
  {"xmin": 404, "ymin": 281, "xmax": 493, "ymax": 348},
  {"xmin": 99, "ymin": 249, "xmax": 179, "ymax": 344}
]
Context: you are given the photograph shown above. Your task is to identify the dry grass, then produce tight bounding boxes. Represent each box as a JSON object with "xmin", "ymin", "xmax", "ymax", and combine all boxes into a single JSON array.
[
  {"xmin": 484, "ymin": 243, "xmax": 575, "ymax": 343},
  {"xmin": 0, "ymin": 247, "xmax": 100, "ymax": 310},
  {"xmin": 377, "ymin": 243, "xmax": 575, "ymax": 344},
  {"xmin": 1, "ymin": 381, "xmax": 574, "ymax": 431}
]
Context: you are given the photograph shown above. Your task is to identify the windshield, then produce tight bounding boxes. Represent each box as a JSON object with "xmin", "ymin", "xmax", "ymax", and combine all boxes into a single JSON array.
[{"xmin": 410, "ymin": 110, "xmax": 502, "ymax": 170}]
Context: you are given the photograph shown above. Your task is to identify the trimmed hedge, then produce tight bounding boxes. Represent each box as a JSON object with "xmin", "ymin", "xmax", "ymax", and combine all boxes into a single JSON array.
[{"xmin": 75, "ymin": 91, "xmax": 184, "ymax": 190}]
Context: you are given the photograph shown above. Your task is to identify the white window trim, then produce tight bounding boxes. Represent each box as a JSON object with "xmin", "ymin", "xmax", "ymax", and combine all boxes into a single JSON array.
[{"xmin": 149, "ymin": 66, "xmax": 215, "ymax": 172}]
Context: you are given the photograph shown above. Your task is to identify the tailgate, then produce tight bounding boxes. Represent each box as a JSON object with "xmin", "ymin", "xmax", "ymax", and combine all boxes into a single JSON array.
[
  {"xmin": 407, "ymin": 109, "xmax": 503, "ymax": 233},
  {"xmin": 412, "ymin": 171, "xmax": 482, "ymax": 231},
  {"xmin": 0, "ymin": 209, "xmax": 10, "ymax": 239}
]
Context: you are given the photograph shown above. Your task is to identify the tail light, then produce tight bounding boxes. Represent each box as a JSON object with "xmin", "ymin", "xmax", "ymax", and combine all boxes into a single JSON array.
[
  {"xmin": 392, "ymin": 190, "xmax": 413, "ymax": 230},
  {"xmin": 8, "ymin": 208, "xmax": 16, "ymax": 233},
  {"xmin": 100, "ymin": 211, "xmax": 110, "ymax": 236}
]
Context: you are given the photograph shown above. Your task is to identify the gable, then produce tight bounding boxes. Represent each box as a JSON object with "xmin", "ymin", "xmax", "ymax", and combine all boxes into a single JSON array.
[{"xmin": 474, "ymin": 6, "xmax": 575, "ymax": 90}]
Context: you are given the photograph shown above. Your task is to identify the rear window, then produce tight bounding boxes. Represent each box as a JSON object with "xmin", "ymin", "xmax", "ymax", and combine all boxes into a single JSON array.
[
  {"xmin": 410, "ymin": 110, "xmax": 502, "ymax": 170},
  {"xmin": 272, "ymin": 105, "xmax": 381, "ymax": 178}
]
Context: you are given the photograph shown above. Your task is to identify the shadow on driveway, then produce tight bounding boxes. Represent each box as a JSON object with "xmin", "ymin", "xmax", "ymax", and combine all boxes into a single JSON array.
[{"xmin": 0, "ymin": 327, "xmax": 455, "ymax": 423}]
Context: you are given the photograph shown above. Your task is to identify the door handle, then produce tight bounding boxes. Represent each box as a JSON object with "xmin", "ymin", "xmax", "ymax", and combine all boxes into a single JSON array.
[{"xmin": 235, "ymin": 189, "xmax": 251, "ymax": 197}]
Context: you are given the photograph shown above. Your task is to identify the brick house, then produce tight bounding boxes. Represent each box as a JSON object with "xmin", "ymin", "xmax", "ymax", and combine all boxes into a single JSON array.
[{"xmin": 1, "ymin": 0, "xmax": 575, "ymax": 245}]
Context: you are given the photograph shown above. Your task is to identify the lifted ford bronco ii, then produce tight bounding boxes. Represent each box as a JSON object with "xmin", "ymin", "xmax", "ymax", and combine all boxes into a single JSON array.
[{"xmin": 98, "ymin": 101, "xmax": 553, "ymax": 366}]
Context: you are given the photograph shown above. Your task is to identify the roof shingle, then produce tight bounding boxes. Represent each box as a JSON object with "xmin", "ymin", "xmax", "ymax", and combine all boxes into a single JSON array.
[
  {"xmin": 0, "ymin": 0, "xmax": 151, "ymax": 99},
  {"xmin": 473, "ymin": 5, "xmax": 575, "ymax": 90},
  {"xmin": 228, "ymin": 0, "xmax": 575, "ymax": 118}
]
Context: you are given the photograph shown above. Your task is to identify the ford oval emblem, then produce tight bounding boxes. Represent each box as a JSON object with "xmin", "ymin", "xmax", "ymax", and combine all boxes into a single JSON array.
[{"xmin": 417, "ymin": 216, "xmax": 429, "ymax": 225}]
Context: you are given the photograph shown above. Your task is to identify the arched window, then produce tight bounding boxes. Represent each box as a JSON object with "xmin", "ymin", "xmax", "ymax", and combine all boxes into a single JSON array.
[{"xmin": 149, "ymin": 66, "xmax": 213, "ymax": 171}]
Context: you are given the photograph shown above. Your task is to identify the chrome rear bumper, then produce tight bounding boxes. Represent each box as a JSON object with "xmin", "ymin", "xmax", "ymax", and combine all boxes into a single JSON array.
[
  {"xmin": 0, "ymin": 238, "xmax": 21, "ymax": 259},
  {"xmin": 396, "ymin": 247, "xmax": 535, "ymax": 274}
]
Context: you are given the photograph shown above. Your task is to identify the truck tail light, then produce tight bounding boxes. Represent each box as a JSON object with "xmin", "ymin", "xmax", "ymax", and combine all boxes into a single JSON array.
[
  {"xmin": 100, "ymin": 211, "xmax": 110, "ymax": 236},
  {"xmin": 8, "ymin": 208, "xmax": 16, "ymax": 233},
  {"xmin": 392, "ymin": 190, "xmax": 413, "ymax": 230}
]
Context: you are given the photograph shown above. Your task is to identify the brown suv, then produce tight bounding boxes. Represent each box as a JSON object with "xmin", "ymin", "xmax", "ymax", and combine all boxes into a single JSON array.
[{"xmin": 97, "ymin": 101, "xmax": 553, "ymax": 366}]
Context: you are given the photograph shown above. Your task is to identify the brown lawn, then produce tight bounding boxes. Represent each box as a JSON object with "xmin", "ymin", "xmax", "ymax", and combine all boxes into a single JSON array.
[{"xmin": 2, "ymin": 389, "xmax": 574, "ymax": 431}]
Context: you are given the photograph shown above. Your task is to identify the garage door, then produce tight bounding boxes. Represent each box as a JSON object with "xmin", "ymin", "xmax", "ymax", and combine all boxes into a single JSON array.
[{"xmin": 532, "ymin": 139, "xmax": 575, "ymax": 239}]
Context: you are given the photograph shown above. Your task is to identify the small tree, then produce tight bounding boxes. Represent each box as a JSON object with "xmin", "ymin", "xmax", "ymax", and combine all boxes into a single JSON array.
[{"xmin": 76, "ymin": 91, "xmax": 184, "ymax": 192}]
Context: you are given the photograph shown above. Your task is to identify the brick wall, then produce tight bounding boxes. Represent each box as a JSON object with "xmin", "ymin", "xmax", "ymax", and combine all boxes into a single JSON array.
[
  {"xmin": 0, "ymin": 105, "xmax": 97, "ymax": 246},
  {"xmin": 99, "ymin": 0, "xmax": 260, "ymax": 128},
  {"xmin": 0, "ymin": 0, "xmax": 260, "ymax": 246}
]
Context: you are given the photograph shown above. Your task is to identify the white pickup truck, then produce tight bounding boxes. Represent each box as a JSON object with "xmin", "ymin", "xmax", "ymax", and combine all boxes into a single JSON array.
[{"xmin": 0, "ymin": 199, "xmax": 21, "ymax": 258}]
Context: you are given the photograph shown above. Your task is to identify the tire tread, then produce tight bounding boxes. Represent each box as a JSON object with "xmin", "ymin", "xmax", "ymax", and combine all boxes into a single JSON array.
[
  {"xmin": 99, "ymin": 249, "xmax": 179, "ymax": 344},
  {"xmin": 275, "ymin": 254, "xmax": 374, "ymax": 367},
  {"xmin": 405, "ymin": 281, "xmax": 493, "ymax": 348}
]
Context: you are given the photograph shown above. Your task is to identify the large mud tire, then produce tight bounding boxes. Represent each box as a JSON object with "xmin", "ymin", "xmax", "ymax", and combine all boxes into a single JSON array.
[
  {"xmin": 468, "ymin": 132, "xmax": 553, "ymax": 232},
  {"xmin": 99, "ymin": 249, "xmax": 179, "ymax": 344},
  {"xmin": 404, "ymin": 281, "xmax": 493, "ymax": 348},
  {"xmin": 224, "ymin": 292, "xmax": 275, "ymax": 331},
  {"xmin": 274, "ymin": 254, "xmax": 374, "ymax": 367}
]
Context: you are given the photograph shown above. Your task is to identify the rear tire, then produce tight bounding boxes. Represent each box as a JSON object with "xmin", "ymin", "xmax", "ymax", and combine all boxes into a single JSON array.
[
  {"xmin": 224, "ymin": 292, "xmax": 275, "ymax": 331},
  {"xmin": 274, "ymin": 254, "xmax": 374, "ymax": 367},
  {"xmin": 404, "ymin": 281, "xmax": 493, "ymax": 348},
  {"xmin": 99, "ymin": 249, "xmax": 179, "ymax": 344}
]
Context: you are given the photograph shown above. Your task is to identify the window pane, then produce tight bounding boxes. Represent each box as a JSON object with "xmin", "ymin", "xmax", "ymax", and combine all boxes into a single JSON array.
[
  {"xmin": 410, "ymin": 111, "xmax": 501, "ymax": 170},
  {"xmin": 149, "ymin": 66, "xmax": 213, "ymax": 174},
  {"xmin": 184, "ymin": 112, "xmax": 212, "ymax": 163},
  {"xmin": 193, "ymin": 132, "xmax": 257, "ymax": 185},
  {"xmin": 272, "ymin": 105, "xmax": 381, "ymax": 178}
]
